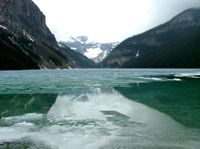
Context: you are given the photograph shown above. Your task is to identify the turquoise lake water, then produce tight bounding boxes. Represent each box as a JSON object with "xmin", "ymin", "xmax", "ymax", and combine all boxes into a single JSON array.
[{"xmin": 0, "ymin": 69, "xmax": 200, "ymax": 149}]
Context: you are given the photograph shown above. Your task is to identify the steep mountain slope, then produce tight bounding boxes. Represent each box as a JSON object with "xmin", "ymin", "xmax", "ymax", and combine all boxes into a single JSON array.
[
  {"xmin": 0, "ymin": 0, "xmax": 73, "ymax": 70},
  {"xmin": 59, "ymin": 35, "xmax": 119, "ymax": 63},
  {"xmin": 101, "ymin": 8, "xmax": 200, "ymax": 68},
  {"xmin": 0, "ymin": 0, "xmax": 58, "ymax": 49},
  {"xmin": 0, "ymin": 25, "xmax": 39, "ymax": 70},
  {"xmin": 59, "ymin": 43, "xmax": 97, "ymax": 68}
]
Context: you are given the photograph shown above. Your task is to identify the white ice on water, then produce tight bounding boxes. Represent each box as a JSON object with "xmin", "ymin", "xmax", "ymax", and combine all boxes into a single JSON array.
[{"xmin": 0, "ymin": 89, "xmax": 193, "ymax": 149}]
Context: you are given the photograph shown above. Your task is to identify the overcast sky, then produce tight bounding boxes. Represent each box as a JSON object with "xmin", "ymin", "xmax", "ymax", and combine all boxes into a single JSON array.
[{"xmin": 33, "ymin": 0, "xmax": 200, "ymax": 43}]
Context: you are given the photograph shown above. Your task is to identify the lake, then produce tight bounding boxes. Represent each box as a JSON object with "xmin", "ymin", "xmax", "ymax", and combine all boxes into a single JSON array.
[{"xmin": 0, "ymin": 69, "xmax": 200, "ymax": 149}]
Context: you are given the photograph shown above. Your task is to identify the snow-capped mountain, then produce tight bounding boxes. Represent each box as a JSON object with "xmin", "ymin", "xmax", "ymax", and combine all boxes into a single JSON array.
[{"xmin": 59, "ymin": 35, "xmax": 119, "ymax": 63}]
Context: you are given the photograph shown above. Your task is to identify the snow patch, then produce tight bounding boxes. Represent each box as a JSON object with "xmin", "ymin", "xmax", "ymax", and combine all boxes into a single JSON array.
[
  {"xmin": 136, "ymin": 51, "xmax": 140, "ymax": 58},
  {"xmin": 92, "ymin": 51, "xmax": 108, "ymax": 63},
  {"xmin": 112, "ymin": 42, "xmax": 119, "ymax": 47},
  {"xmin": 58, "ymin": 44, "xmax": 65, "ymax": 48},
  {"xmin": 60, "ymin": 34, "xmax": 119, "ymax": 62},
  {"xmin": 23, "ymin": 30, "xmax": 26, "ymax": 36},
  {"xmin": 26, "ymin": 34, "xmax": 34, "ymax": 42},
  {"xmin": 71, "ymin": 47, "xmax": 77, "ymax": 50},
  {"xmin": 101, "ymin": 51, "xmax": 108, "ymax": 59},
  {"xmin": 84, "ymin": 47, "xmax": 102, "ymax": 59},
  {"xmin": 0, "ymin": 25, "xmax": 7, "ymax": 30}
]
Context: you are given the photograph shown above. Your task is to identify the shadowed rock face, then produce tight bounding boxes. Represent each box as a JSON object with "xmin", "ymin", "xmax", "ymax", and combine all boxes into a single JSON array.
[
  {"xmin": 0, "ymin": 0, "xmax": 58, "ymax": 49},
  {"xmin": 0, "ymin": 0, "xmax": 74, "ymax": 70}
]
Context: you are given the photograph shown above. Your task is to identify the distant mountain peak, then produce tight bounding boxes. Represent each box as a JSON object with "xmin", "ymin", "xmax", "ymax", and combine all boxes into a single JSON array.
[
  {"xmin": 59, "ymin": 35, "xmax": 119, "ymax": 63},
  {"xmin": 63, "ymin": 34, "xmax": 88, "ymax": 44},
  {"xmin": 76, "ymin": 36, "xmax": 88, "ymax": 43}
]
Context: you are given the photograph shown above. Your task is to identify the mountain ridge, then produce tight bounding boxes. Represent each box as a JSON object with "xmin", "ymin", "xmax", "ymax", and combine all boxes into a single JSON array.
[
  {"xmin": 101, "ymin": 8, "xmax": 200, "ymax": 68},
  {"xmin": 59, "ymin": 35, "xmax": 119, "ymax": 63}
]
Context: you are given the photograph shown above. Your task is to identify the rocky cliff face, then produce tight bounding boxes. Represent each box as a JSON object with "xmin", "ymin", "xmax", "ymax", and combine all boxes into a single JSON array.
[
  {"xmin": 101, "ymin": 8, "xmax": 200, "ymax": 68},
  {"xmin": 0, "ymin": 0, "xmax": 76, "ymax": 70},
  {"xmin": 0, "ymin": 0, "xmax": 58, "ymax": 49}
]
